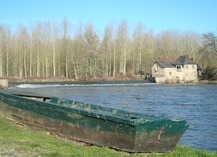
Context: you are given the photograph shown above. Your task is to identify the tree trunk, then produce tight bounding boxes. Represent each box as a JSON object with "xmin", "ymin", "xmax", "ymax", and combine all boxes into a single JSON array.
[
  {"xmin": 52, "ymin": 39, "xmax": 56, "ymax": 77},
  {"xmin": 113, "ymin": 42, "xmax": 116, "ymax": 77},
  {"xmin": 36, "ymin": 44, "xmax": 40, "ymax": 77},
  {"xmin": 0, "ymin": 45, "xmax": 2, "ymax": 77}
]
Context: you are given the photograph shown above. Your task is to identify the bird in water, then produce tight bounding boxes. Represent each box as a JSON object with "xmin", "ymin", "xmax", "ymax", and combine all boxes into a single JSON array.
[{"xmin": 136, "ymin": 95, "xmax": 140, "ymax": 99}]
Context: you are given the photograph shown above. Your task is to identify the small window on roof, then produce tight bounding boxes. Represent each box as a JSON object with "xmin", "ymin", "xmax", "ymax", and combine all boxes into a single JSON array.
[{"xmin": 177, "ymin": 65, "xmax": 182, "ymax": 72}]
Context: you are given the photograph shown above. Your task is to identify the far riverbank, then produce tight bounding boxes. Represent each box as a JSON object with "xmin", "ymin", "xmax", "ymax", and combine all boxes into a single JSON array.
[
  {"xmin": 4, "ymin": 76, "xmax": 217, "ymax": 85},
  {"xmin": 6, "ymin": 76, "xmax": 146, "ymax": 83}
]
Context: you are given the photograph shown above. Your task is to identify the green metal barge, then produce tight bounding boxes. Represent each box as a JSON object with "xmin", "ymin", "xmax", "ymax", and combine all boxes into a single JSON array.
[{"xmin": 0, "ymin": 91, "xmax": 189, "ymax": 152}]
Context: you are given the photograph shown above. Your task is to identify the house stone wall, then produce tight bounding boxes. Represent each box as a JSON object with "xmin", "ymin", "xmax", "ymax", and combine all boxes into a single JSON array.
[
  {"xmin": 163, "ymin": 68, "xmax": 179, "ymax": 83},
  {"xmin": 182, "ymin": 64, "xmax": 198, "ymax": 82},
  {"xmin": 151, "ymin": 63, "xmax": 164, "ymax": 77},
  {"xmin": 151, "ymin": 63, "xmax": 198, "ymax": 83}
]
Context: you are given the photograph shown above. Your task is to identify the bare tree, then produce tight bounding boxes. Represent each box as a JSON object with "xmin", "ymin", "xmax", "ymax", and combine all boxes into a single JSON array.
[
  {"xmin": 0, "ymin": 18, "xmax": 213, "ymax": 80},
  {"xmin": 201, "ymin": 32, "xmax": 217, "ymax": 54},
  {"xmin": 14, "ymin": 24, "xmax": 30, "ymax": 78},
  {"xmin": 62, "ymin": 17, "xmax": 71, "ymax": 78},
  {"xmin": 0, "ymin": 25, "xmax": 4, "ymax": 77},
  {"xmin": 82, "ymin": 22, "xmax": 100, "ymax": 78},
  {"xmin": 51, "ymin": 21, "xmax": 59, "ymax": 78},
  {"xmin": 199, "ymin": 32, "xmax": 217, "ymax": 68},
  {"xmin": 132, "ymin": 23, "xmax": 144, "ymax": 73},
  {"xmin": 116, "ymin": 20, "xmax": 129, "ymax": 76},
  {"xmin": 156, "ymin": 30, "xmax": 178, "ymax": 60},
  {"xmin": 32, "ymin": 24, "xmax": 43, "ymax": 77},
  {"xmin": 73, "ymin": 23, "xmax": 85, "ymax": 80},
  {"xmin": 43, "ymin": 21, "xmax": 51, "ymax": 78},
  {"xmin": 112, "ymin": 40, "xmax": 116, "ymax": 77},
  {"xmin": 101, "ymin": 25, "xmax": 113, "ymax": 77}
]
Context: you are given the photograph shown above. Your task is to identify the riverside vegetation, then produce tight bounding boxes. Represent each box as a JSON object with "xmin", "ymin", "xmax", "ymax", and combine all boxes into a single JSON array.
[
  {"xmin": 0, "ymin": 116, "xmax": 216, "ymax": 157},
  {"xmin": 0, "ymin": 19, "xmax": 217, "ymax": 81}
]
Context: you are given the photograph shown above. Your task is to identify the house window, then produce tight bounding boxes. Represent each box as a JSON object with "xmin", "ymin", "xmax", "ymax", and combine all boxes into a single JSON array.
[
  {"xmin": 186, "ymin": 65, "xmax": 189, "ymax": 69},
  {"xmin": 169, "ymin": 72, "xmax": 172, "ymax": 75},
  {"xmin": 192, "ymin": 65, "xmax": 195, "ymax": 69},
  {"xmin": 176, "ymin": 65, "xmax": 182, "ymax": 72}
]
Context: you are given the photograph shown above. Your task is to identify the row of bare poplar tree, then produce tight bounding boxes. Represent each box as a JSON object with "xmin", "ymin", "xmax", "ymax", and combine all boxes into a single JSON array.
[{"xmin": 0, "ymin": 18, "xmax": 216, "ymax": 80}]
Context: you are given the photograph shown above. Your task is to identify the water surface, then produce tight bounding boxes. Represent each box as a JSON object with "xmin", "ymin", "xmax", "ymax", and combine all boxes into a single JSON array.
[{"xmin": 9, "ymin": 81, "xmax": 217, "ymax": 151}]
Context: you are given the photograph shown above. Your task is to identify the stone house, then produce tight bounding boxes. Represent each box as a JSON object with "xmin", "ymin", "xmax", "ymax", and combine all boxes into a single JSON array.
[{"xmin": 151, "ymin": 55, "xmax": 202, "ymax": 83}]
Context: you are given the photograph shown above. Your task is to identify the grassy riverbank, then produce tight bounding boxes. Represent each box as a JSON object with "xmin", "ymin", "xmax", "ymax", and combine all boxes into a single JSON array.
[{"xmin": 0, "ymin": 116, "xmax": 216, "ymax": 157}]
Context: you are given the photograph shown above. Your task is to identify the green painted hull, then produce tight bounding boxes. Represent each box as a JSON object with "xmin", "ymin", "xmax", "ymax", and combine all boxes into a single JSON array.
[{"xmin": 0, "ymin": 91, "xmax": 189, "ymax": 152}]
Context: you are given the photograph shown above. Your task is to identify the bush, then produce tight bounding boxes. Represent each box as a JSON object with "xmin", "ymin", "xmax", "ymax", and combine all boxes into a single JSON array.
[{"xmin": 202, "ymin": 66, "xmax": 217, "ymax": 80}]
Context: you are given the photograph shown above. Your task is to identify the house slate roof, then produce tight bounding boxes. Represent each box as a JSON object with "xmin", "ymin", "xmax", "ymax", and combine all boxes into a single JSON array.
[
  {"xmin": 174, "ymin": 55, "xmax": 196, "ymax": 65},
  {"xmin": 156, "ymin": 61, "xmax": 175, "ymax": 68},
  {"xmin": 155, "ymin": 55, "xmax": 202, "ymax": 70}
]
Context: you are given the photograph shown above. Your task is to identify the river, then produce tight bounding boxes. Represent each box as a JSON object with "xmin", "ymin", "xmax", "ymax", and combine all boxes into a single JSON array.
[{"xmin": 9, "ymin": 81, "xmax": 217, "ymax": 151}]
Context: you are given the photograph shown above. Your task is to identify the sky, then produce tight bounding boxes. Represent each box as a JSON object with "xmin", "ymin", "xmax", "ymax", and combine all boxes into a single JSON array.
[{"xmin": 0, "ymin": 0, "xmax": 217, "ymax": 34}]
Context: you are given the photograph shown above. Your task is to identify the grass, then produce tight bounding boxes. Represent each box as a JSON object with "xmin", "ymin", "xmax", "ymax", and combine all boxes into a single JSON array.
[{"xmin": 0, "ymin": 116, "xmax": 216, "ymax": 157}]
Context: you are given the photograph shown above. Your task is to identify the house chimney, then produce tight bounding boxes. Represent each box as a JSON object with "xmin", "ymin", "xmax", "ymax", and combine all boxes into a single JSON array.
[{"xmin": 188, "ymin": 54, "xmax": 193, "ymax": 61}]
